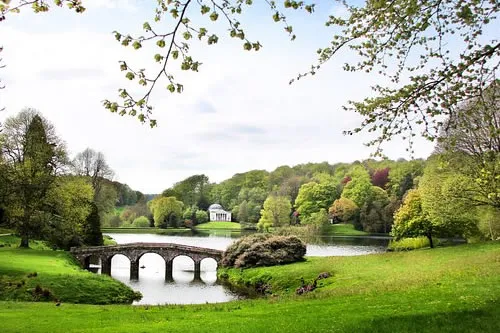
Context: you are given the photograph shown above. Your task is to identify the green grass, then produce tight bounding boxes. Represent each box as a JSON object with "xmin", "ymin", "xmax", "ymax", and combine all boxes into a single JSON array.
[
  {"xmin": 0, "ymin": 236, "xmax": 140, "ymax": 305},
  {"xmin": 195, "ymin": 222, "xmax": 242, "ymax": 230},
  {"xmin": 325, "ymin": 223, "xmax": 369, "ymax": 236},
  {"xmin": 102, "ymin": 227, "xmax": 191, "ymax": 235},
  {"xmin": 0, "ymin": 242, "xmax": 498, "ymax": 332},
  {"xmin": 103, "ymin": 235, "xmax": 117, "ymax": 246}
]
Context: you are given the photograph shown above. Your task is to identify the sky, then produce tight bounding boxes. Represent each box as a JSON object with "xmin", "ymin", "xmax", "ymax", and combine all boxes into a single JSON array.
[{"xmin": 0, "ymin": 0, "xmax": 436, "ymax": 193}]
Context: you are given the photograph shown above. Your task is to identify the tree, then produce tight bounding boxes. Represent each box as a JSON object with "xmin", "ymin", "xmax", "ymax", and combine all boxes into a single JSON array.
[
  {"xmin": 1, "ymin": 109, "xmax": 66, "ymax": 247},
  {"xmin": 301, "ymin": 208, "xmax": 329, "ymax": 232},
  {"xmin": 434, "ymin": 81, "xmax": 500, "ymax": 210},
  {"xmin": 419, "ymin": 157, "xmax": 480, "ymax": 240},
  {"xmin": 132, "ymin": 216, "xmax": 150, "ymax": 228},
  {"xmin": 329, "ymin": 197, "xmax": 359, "ymax": 224},
  {"xmin": 148, "ymin": 196, "xmax": 183, "ymax": 228},
  {"xmin": 341, "ymin": 167, "xmax": 373, "ymax": 208},
  {"xmin": 82, "ymin": 202, "xmax": 103, "ymax": 246},
  {"xmin": 195, "ymin": 209, "xmax": 209, "ymax": 224},
  {"xmin": 237, "ymin": 200, "xmax": 249, "ymax": 223},
  {"xmin": 165, "ymin": 174, "xmax": 212, "ymax": 209},
  {"xmin": 359, "ymin": 186, "xmax": 391, "ymax": 233},
  {"xmin": 257, "ymin": 195, "xmax": 291, "ymax": 231},
  {"xmin": 392, "ymin": 189, "xmax": 435, "ymax": 247},
  {"xmin": 295, "ymin": 180, "xmax": 339, "ymax": 218},
  {"xmin": 44, "ymin": 176, "xmax": 94, "ymax": 249},
  {"xmin": 72, "ymin": 148, "xmax": 114, "ymax": 199},
  {"xmin": 371, "ymin": 168, "xmax": 390, "ymax": 189}
]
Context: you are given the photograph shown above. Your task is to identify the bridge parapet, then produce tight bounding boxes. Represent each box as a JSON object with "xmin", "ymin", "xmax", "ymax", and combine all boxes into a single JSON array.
[{"xmin": 70, "ymin": 242, "xmax": 224, "ymax": 280}]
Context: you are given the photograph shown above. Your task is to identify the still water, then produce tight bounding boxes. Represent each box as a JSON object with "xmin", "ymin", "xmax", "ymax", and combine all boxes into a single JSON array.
[{"xmin": 101, "ymin": 232, "xmax": 389, "ymax": 305}]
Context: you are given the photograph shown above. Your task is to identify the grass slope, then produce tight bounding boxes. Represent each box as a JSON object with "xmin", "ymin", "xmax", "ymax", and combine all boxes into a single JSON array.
[
  {"xmin": 102, "ymin": 227, "xmax": 191, "ymax": 235},
  {"xmin": 325, "ymin": 223, "xmax": 369, "ymax": 236},
  {"xmin": 0, "ymin": 237, "xmax": 140, "ymax": 304},
  {"xmin": 195, "ymin": 222, "xmax": 242, "ymax": 230},
  {"xmin": 0, "ymin": 242, "xmax": 499, "ymax": 332}
]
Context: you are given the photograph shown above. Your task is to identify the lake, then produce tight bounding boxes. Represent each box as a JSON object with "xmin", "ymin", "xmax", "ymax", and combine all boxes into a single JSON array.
[{"xmin": 99, "ymin": 231, "xmax": 389, "ymax": 305}]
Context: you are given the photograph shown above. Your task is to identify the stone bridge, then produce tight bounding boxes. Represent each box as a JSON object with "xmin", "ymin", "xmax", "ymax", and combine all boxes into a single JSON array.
[{"xmin": 70, "ymin": 243, "xmax": 223, "ymax": 280}]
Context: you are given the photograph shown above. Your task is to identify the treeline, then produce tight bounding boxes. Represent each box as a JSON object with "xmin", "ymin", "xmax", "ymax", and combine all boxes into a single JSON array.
[
  {"xmin": 0, "ymin": 108, "xmax": 145, "ymax": 249},
  {"xmin": 156, "ymin": 159, "xmax": 423, "ymax": 231},
  {"xmin": 157, "ymin": 84, "xmax": 499, "ymax": 242}
]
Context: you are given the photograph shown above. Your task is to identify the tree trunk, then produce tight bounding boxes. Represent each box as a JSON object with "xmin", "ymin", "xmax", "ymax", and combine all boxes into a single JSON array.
[
  {"xmin": 19, "ymin": 235, "xmax": 29, "ymax": 248},
  {"xmin": 427, "ymin": 232, "xmax": 434, "ymax": 249}
]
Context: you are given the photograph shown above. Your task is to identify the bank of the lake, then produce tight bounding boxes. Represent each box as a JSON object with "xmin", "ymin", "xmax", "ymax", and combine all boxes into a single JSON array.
[
  {"xmin": 0, "ymin": 236, "xmax": 140, "ymax": 304},
  {"xmin": 0, "ymin": 242, "xmax": 499, "ymax": 332}
]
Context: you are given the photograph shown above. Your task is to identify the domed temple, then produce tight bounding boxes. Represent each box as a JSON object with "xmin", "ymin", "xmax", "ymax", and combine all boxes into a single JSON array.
[{"xmin": 208, "ymin": 203, "xmax": 232, "ymax": 222}]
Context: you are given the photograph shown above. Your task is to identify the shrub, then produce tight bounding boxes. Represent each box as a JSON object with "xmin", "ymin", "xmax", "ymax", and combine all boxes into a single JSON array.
[
  {"xmin": 221, "ymin": 234, "xmax": 306, "ymax": 268},
  {"xmin": 132, "ymin": 216, "xmax": 150, "ymax": 228},
  {"xmin": 388, "ymin": 236, "xmax": 440, "ymax": 251}
]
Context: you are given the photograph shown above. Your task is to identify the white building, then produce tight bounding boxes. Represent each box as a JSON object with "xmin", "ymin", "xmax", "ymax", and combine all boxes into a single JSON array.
[{"xmin": 208, "ymin": 203, "xmax": 232, "ymax": 222}]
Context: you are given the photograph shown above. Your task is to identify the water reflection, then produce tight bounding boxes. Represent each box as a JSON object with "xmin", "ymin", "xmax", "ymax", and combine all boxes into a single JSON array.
[
  {"xmin": 106, "ymin": 253, "xmax": 239, "ymax": 305},
  {"xmin": 98, "ymin": 231, "xmax": 388, "ymax": 305}
]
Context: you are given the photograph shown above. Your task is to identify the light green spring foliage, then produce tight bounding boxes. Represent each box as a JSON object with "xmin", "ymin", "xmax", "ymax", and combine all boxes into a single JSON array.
[
  {"xmin": 329, "ymin": 197, "xmax": 359, "ymax": 223},
  {"xmin": 341, "ymin": 166, "xmax": 373, "ymax": 208},
  {"xmin": 148, "ymin": 196, "xmax": 184, "ymax": 227},
  {"xmin": 388, "ymin": 236, "xmax": 439, "ymax": 251},
  {"xmin": 258, "ymin": 195, "xmax": 291, "ymax": 231},
  {"xmin": 132, "ymin": 216, "xmax": 150, "ymax": 228},
  {"xmin": 419, "ymin": 158, "xmax": 480, "ymax": 239},
  {"xmin": 300, "ymin": 208, "xmax": 329, "ymax": 232},
  {"xmin": 4, "ymin": 1, "xmax": 498, "ymax": 159},
  {"xmin": 46, "ymin": 176, "xmax": 93, "ymax": 232},
  {"xmin": 391, "ymin": 189, "xmax": 432, "ymax": 240},
  {"xmin": 477, "ymin": 206, "xmax": 500, "ymax": 241},
  {"xmin": 295, "ymin": 180, "xmax": 338, "ymax": 218},
  {"xmin": 195, "ymin": 209, "xmax": 208, "ymax": 224}
]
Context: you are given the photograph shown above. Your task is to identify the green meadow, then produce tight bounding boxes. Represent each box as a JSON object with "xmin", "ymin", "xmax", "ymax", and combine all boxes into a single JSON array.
[{"xmin": 0, "ymin": 231, "xmax": 498, "ymax": 332}]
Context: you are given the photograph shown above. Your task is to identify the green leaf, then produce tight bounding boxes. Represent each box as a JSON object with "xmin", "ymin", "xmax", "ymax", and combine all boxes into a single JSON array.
[
  {"xmin": 157, "ymin": 40, "xmax": 166, "ymax": 48},
  {"xmin": 125, "ymin": 72, "xmax": 135, "ymax": 80},
  {"xmin": 210, "ymin": 12, "xmax": 219, "ymax": 21},
  {"xmin": 132, "ymin": 41, "xmax": 142, "ymax": 50}
]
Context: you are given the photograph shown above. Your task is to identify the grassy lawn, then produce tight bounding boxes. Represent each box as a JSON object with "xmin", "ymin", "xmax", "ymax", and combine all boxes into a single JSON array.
[
  {"xmin": 0, "ymin": 241, "xmax": 498, "ymax": 332},
  {"xmin": 195, "ymin": 222, "xmax": 242, "ymax": 230},
  {"xmin": 102, "ymin": 227, "xmax": 191, "ymax": 235},
  {"xmin": 325, "ymin": 223, "xmax": 369, "ymax": 236},
  {"xmin": 0, "ymin": 236, "xmax": 140, "ymax": 305}
]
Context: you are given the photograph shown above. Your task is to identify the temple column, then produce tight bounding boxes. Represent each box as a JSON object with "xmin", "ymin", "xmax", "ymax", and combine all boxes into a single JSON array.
[
  {"xmin": 101, "ymin": 256, "xmax": 111, "ymax": 275},
  {"xmin": 193, "ymin": 260, "xmax": 201, "ymax": 280},
  {"xmin": 165, "ymin": 259, "xmax": 174, "ymax": 282},
  {"xmin": 130, "ymin": 260, "xmax": 139, "ymax": 280}
]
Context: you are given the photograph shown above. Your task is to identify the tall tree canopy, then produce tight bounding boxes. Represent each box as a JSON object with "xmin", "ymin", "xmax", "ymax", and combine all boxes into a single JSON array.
[{"xmin": 1, "ymin": 109, "xmax": 66, "ymax": 247}]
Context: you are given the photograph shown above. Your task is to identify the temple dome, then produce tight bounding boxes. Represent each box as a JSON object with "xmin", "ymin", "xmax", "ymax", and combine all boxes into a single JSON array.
[{"xmin": 208, "ymin": 203, "xmax": 223, "ymax": 210}]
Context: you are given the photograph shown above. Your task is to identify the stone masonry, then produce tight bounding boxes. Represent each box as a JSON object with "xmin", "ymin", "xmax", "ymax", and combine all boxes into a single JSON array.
[{"xmin": 70, "ymin": 242, "xmax": 223, "ymax": 281}]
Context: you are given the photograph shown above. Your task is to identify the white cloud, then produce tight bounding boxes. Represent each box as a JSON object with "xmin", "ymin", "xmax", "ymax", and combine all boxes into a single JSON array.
[{"xmin": 0, "ymin": 8, "xmax": 435, "ymax": 193}]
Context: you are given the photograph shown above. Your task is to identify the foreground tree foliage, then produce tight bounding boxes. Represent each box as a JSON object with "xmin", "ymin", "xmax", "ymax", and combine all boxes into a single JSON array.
[
  {"xmin": 4, "ymin": 0, "xmax": 498, "ymax": 153},
  {"xmin": 221, "ymin": 234, "xmax": 306, "ymax": 268}
]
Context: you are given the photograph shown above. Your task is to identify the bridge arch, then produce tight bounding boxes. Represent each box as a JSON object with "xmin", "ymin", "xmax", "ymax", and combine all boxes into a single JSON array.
[{"xmin": 70, "ymin": 242, "xmax": 223, "ymax": 281}]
